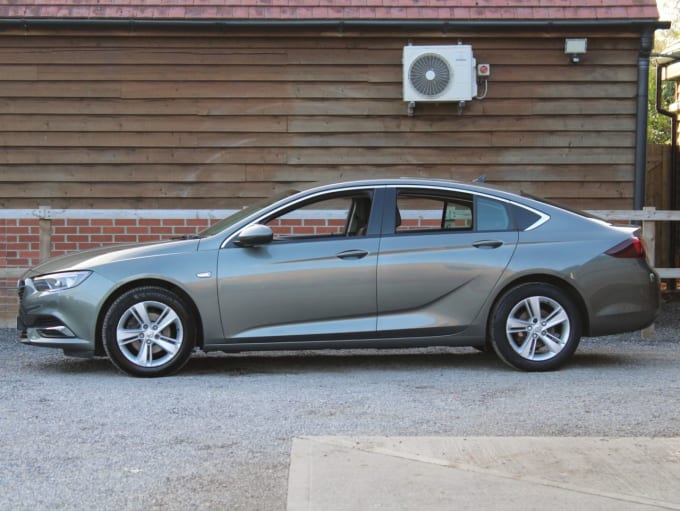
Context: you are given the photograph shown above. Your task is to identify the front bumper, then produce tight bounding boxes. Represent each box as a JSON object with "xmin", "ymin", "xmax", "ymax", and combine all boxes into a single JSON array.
[{"xmin": 17, "ymin": 272, "xmax": 114, "ymax": 357}]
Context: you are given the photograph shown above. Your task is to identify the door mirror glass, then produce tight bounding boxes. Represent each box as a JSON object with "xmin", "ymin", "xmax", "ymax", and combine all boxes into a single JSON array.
[{"xmin": 234, "ymin": 224, "xmax": 274, "ymax": 247}]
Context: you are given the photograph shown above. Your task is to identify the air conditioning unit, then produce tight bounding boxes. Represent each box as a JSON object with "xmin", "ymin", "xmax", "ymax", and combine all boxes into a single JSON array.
[{"xmin": 403, "ymin": 45, "xmax": 477, "ymax": 102}]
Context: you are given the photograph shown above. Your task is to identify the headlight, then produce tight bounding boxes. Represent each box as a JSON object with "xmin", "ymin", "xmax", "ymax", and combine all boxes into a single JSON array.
[{"xmin": 33, "ymin": 271, "xmax": 92, "ymax": 292}]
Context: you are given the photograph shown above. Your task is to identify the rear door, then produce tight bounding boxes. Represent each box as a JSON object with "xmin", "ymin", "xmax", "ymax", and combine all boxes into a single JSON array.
[{"xmin": 377, "ymin": 187, "xmax": 518, "ymax": 335}]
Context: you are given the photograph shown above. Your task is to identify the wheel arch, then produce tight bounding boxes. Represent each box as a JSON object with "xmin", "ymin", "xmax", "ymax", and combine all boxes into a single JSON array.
[
  {"xmin": 488, "ymin": 273, "xmax": 590, "ymax": 337},
  {"xmin": 94, "ymin": 278, "xmax": 204, "ymax": 356}
]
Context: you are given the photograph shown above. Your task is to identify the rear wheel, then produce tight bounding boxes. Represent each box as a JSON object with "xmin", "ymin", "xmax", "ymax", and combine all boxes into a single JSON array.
[
  {"xmin": 489, "ymin": 283, "xmax": 581, "ymax": 371},
  {"xmin": 102, "ymin": 286, "xmax": 196, "ymax": 377}
]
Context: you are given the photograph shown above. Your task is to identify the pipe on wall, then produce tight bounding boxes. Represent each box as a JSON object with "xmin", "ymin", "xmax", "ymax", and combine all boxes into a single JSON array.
[{"xmin": 634, "ymin": 27, "xmax": 655, "ymax": 211}]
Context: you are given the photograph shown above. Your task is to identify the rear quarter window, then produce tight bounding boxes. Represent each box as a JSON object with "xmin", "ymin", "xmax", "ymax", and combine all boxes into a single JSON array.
[{"xmin": 509, "ymin": 203, "xmax": 542, "ymax": 231}]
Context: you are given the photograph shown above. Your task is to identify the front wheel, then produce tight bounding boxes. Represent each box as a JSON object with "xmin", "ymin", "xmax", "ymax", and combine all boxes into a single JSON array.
[
  {"xmin": 489, "ymin": 283, "xmax": 582, "ymax": 371},
  {"xmin": 102, "ymin": 286, "xmax": 196, "ymax": 377}
]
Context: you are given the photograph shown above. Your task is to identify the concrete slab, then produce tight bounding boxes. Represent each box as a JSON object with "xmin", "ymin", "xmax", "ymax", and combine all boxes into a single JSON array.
[{"xmin": 287, "ymin": 437, "xmax": 680, "ymax": 511}]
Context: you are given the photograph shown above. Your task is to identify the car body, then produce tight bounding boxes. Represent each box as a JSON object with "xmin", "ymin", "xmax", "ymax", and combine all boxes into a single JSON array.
[{"xmin": 17, "ymin": 178, "xmax": 660, "ymax": 377}]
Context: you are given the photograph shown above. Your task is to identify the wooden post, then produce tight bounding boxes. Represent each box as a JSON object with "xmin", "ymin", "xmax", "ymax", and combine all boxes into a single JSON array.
[
  {"xmin": 641, "ymin": 207, "xmax": 656, "ymax": 339},
  {"xmin": 37, "ymin": 206, "xmax": 52, "ymax": 262}
]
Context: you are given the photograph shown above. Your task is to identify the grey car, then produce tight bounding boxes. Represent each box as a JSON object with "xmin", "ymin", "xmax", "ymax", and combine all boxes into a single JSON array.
[{"xmin": 17, "ymin": 179, "xmax": 659, "ymax": 377}]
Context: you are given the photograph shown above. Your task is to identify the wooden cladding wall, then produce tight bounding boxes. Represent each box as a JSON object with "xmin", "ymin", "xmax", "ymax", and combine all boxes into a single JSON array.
[{"xmin": 0, "ymin": 28, "xmax": 641, "ymax": 210}]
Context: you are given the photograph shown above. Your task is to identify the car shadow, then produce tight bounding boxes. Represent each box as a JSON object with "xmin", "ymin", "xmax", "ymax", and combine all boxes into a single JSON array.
[
  {"xmin": 180, "ymin": 350, "xmax": 502, "ymax": 376},
  {"xmin": 179, "ymin": 348, "xmax": 637, "ymax": 376},
  {"xmin": 31, "ymin": 348, "xmax": 639, "ymax": 377},
  {"xmin": 569, "ymin": 351, "xmax": 637, "ymax": 368}
]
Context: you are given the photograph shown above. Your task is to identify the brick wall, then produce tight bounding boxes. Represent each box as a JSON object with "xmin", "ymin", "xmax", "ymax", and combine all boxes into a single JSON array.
[{"xmin": 49, "ymin": 217, "xmax": 214, "ymax": 256}]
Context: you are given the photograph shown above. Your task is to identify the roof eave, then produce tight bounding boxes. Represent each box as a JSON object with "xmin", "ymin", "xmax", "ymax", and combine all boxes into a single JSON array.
[{"xmin": 0, "ymin": 17, "xmax": 670, "ymax": 32}]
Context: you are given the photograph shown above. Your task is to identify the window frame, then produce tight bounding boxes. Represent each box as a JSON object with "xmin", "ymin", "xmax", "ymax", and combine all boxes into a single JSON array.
[
  {"xmin": 254, "ymin": 188, "xmax": 382, "ymax": 244},
  {"xmin": 382, "ymin": 186, "xmax": 547, "ymax": 236}
]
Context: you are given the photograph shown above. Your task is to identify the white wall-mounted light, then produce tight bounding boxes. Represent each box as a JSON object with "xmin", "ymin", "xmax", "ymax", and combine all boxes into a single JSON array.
[{"xmin": 565, "ymin": 38, "xmax": 588, "ymax": 64}]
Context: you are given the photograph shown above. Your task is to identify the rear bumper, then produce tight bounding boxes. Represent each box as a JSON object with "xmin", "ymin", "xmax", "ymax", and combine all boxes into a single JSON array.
[{"xmin": 587, "ymin": 267, "xmax": 660, "ymax": 337}]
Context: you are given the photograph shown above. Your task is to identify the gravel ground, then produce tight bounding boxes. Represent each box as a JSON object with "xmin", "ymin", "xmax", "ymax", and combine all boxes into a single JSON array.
[{"xmin": 1, "ymin": 300, "xmax": 679, "ymax": 510}]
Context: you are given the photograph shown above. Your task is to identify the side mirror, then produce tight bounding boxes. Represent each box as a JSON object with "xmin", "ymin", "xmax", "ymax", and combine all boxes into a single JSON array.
[{"xmin": 234, "ymin": 224, "xmax": 273, "ymax": 247}]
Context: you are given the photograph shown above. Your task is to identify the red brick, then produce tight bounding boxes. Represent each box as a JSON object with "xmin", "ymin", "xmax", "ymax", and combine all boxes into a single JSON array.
[
  {"xmin": 115, "ymin": 219, "xmax": 138, "ymax": 227},
  {"xmin": 78, "ymin": 227, "xmax": 103, "ymax": 234},
  {"xmin": 113, "ymin": 235, "xmax": 138, "ymax": 243},
  {"xmin": 90, "ymin": 235, "xmax": 116, "ymax": 243},
  {"xmin": 68, "ymin": 219, "xmax": 91, "ymax": 226},
  {"xmin": 102, "ymin": 227, "xmax": 126, "ymax": 234},
  {"xmin": 54, "ymin": 226, "xmax": 78, "ymax": 235},
  {"xmin": 139, "ymin": 219, "xmax": 162, "ymax": 226},
  {"xmin": 54, "ymin": 242, "xmax": 78, "ymax": 251},
  {"xmin": 91, "ymin": 219, "xmax": 114, "ymax": 226},
  {"xmin": 125, "ymin": 227, "xmax": 151, "ymax": 235},
  {"xmin": 303, "ymin": 219, "xmax": 327, "ymax": 226},
  {"xmin": 2, "ymin": 227, "xmax": 25, "ymax": 235},
  {"xmin": 186, "ymin": 219, "xmax": 209, "ymax": 227},
  {"xmin": 69, "ymin": 235, "xmax": 91, "ymax": 243},
  {"xmin": 162, "ymin": 219, "xmax": 186, "ymax": 226},
  {"xmin": 6, "ymin": 258, "xmax": 30, "ymax": 266}
]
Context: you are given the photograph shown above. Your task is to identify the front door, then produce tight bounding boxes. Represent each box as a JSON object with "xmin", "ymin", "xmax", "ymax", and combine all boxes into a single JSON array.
[{"xmin": 217, "ymin": 189, "xmax": 381, "ymax": 341}]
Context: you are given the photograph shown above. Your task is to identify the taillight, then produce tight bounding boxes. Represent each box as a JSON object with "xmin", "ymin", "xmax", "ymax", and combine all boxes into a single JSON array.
[{"xmin": 605, "ymin": 237, "xmax": 645, "ymax": 259}]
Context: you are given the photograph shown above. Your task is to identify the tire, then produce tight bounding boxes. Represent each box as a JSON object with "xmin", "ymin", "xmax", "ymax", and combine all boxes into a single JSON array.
[
  {"xmin": 489, "ymin": 283, "xmax": 581, "ymax": 372},
  {"xmin": 102, "ymin": 286, "xmax": 196, "ymax": 377}
]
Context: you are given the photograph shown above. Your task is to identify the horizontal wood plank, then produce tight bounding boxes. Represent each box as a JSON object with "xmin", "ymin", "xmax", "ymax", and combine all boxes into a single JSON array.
[
  {"xmin": 0, "ymin": 131, "xmax": 635, "ymax": 148},
  {"xmin": 0, "ymin": 147, "xmax": 635, "ymax": 165},
  {"xmin": 0, "ymin": 97, "xmax": 639, "ymax": 116},
  {"xmin": 0, "ymin": 164, "xmax": 633, "ymax": 183}
]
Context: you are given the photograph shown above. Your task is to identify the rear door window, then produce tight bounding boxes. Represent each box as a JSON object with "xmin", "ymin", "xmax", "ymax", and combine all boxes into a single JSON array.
[{"xmin": 395, "ymin": 192, "xmax": 473, "ymax": 233}]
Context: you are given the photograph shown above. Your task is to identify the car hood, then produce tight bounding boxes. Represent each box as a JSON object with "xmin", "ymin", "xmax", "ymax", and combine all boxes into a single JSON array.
[{"xmin": 23, "ymin": 239, "xmax": 201, "ymax": 278}]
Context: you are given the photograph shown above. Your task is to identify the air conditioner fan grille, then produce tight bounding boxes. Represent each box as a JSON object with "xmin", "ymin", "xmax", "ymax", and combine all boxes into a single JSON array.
[{"xmin": 409, "ymin": 54, "xmax": 451, "ymax": 97}]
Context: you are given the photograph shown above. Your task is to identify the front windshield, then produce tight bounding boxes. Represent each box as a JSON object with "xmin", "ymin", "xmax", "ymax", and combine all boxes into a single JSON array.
[{"xmin": 198, "ymin": 189, "xmax": 299, "ymax": 237}]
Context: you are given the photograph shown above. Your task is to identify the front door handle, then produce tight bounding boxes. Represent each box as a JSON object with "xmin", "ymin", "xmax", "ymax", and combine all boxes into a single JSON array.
[
  {"xmin": 336, "ymin": 249, "xmax": 369, "ymax": 260},
  {"xmin": 473, "ymin": 240, "xmax": 503, "ymax": 249}
]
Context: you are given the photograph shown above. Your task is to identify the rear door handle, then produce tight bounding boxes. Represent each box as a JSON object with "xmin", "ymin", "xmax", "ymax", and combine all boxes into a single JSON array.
[
  {"xmin": 336, "ymin": 249, "xmax": 369, "ymax": 260},
  {"xmin": 473, "ymin": 240, "xmax": 503, "ymax": 249}
]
